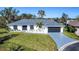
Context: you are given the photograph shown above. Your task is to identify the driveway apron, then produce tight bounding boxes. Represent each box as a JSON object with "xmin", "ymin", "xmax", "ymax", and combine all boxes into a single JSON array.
[{"xmin": 49, "ymin": 33, "xmax": 75, "ymax": 49}]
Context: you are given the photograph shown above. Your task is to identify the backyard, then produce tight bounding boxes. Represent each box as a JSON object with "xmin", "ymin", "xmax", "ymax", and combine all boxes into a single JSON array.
[{"xmin": 0, "ymin": 28, "xmax": 57, "ymax": 51}]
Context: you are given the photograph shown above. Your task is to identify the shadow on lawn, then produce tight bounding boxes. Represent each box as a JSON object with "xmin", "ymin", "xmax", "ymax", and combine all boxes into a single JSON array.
[
  {"xmin": 0, "ymin": 34, "xmax": 19, "ymax": 44},
  {"xmin": 0, "ymin": 33, "xmax": 37, "ymax": 51},
  {"xmin": 9, "ymin": 45, "xmax": 37, "ymax": 51},
  {"xmin": 0, "ymin": 32, "xmax": 8, "ymax": 34},
  {"xmin": 0, "ymin": 42, "xmax": 37, "ymax": 51}
]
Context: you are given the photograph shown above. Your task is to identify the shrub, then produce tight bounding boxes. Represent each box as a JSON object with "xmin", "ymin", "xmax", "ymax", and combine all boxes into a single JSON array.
[
  {"xmin": 36, "ymin": 21, "xmax": 44, "ymax": 28},
  {"xmin": 65, "ymin": 25, "xmax": 76, "ymax": 33},
  {"xmin": 69, "ymin": 26, "xmax": 76, "ymax": 33}
]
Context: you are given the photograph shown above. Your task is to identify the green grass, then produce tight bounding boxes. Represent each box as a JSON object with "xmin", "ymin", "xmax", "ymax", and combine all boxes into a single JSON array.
[
  {"xmin": 64, "ymin": 31, "xmax": 79, "ymax": 40},
  {"xmin": 0, "ymin": 28, "xmax": 8, "ymax": 33},
  {"xmin": 5, "ymin": 32, "xmax": 57, "ymax": 51},
  {"xmin": 0, "ymin": 28, "xmax": 57, "ymax": 51},
  {"xmin": 0, "ymin": 28, "xmax": 9, "ymax": 37}
]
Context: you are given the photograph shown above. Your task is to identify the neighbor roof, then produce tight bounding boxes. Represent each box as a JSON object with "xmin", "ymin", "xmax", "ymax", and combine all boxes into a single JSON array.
[
  {"xmin": 7, "ymin": 19, "xmax": 63, "ymax": 27},
  {"xmin": 68, "ymin": 21, "xmax": 79, "ymax": 27}
]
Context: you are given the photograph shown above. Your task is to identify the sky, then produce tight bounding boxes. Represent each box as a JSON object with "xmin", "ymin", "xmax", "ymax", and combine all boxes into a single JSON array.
[{"xmin": 0, "ymin": 7, "xmax": 79, "ymax": 18}]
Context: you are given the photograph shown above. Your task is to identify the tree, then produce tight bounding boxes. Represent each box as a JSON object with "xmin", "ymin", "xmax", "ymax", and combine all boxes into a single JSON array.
[
  {"xmin": 60, "ymin": 13, "xmax": 68, "ymax": 24},
  {"xmin": 65, "ymin": 25, "xmax": 76, "ymax": 33},
  {"xmin": 37, "ymin": 10, "xmax": 45, "ymax": 18},
  {"xmin": 32, "ymin": 15, "xmax": 36, "ymax": 19},
  {"xmin": 0, "ymin": 7, "xmax": 19, "ymax": 24},
  {"xmin": 76, "ymin": 16, "xmax": 79, "ymax": 21},
  {"xmin": 21, "ymin": 13, "xmax": 27, "ymax": 19},
  {"xmin": 36, "ymin": 21, "xmax": 44, "ymax": 28},
  {"xmin": 20, "ymin": 13, "xmax": 35, "ymax": 19},
  {"xmin": 0, "ymin": 18, "xmax": 6, "ymax": 28},
  {"xmin": 26, "ymin": 14, "xmax": 33, "ymax": 19},
  {"xmin": 54, "ymin": 17, "xmax": 60, "ymax": 23}
]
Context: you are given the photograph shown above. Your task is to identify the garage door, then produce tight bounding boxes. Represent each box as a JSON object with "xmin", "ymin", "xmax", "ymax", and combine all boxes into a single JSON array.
[{"xmin": 48, "ymin": 27, "xmax": 60, "ymax": 32}]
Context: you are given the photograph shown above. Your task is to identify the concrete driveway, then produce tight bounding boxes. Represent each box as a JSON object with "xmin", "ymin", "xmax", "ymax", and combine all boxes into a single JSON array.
[{"xmin": 49, "ymin": 33, "xmax": 75, "ymax": 49}]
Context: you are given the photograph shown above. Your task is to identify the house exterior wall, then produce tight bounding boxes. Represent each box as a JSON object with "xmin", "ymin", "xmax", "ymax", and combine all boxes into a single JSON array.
[
  {"xmin": 75, "ymin": 28, "xmax": 79, "ymax": 36},
  {"xmin": 18, "ymin": 26, "xmax": 22, "ymax": 31},
  {"xmin": 9, "ymin": 26, "xmax": 14, "ymax": 30},
  {"xmin": 27, "ymin": 25, "xmax": 30, "ymax": 31},
  {"xmin": 8, "ymin": 25, "xmax": 48, "ymax": 34},
  {"xmin": 44, "ymin": 26, "xmax": 48, "ymax": 33},
  {"xmin": 60, "ymin": 27, "xmax": 64, "ymax": 33},
  {"xmin": 8, "ymin": 25, "xmax": 63, "ymax": 34},
  {"xmin": 66, "ymin": 20, "xmax": 74, "ymax": 24}
]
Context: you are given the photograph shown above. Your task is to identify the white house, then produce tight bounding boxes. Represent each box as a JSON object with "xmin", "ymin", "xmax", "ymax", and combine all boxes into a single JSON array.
[{"xmin": 7, "ymin": 19, "xmax": 64, "ymax": 34}]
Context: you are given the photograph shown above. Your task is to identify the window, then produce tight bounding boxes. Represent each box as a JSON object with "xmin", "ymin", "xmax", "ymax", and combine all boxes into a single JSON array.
[
  {"xmin": 14, "ymin": 25, "xmax": 17, "ymax": 30},
  {"xmin": 30, "ymin": 25, "xmax": 34, "ymax": 29},
  {"xmin": 22, "ymin": 25, "xmax": 27, "ymax": 30}
]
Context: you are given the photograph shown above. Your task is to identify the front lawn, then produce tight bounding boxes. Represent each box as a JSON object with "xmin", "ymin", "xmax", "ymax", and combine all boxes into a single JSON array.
[
  {"xmin": 7, "ymin": 32, "xmax": 57, "ymax": 51},
  {"xmin": 64, "ymin": 31, "xmax": 79, "ymax": 40},
  {"xmin": 0, "ymin": 29, "xmax": 57, "ymax": 51},
  {"xmin": 0, "ymin": 28, "xmax": 8, "ymax": 34}
]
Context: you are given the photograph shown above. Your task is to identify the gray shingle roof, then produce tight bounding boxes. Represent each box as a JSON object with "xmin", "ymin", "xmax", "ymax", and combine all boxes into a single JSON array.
[
  {"xmin": 68, "ymin": 21, "xmax": 79, "ymax": 27},
  {"xmin": 7, "ymin": 19, "xmax": 63, "ymax": 27}
]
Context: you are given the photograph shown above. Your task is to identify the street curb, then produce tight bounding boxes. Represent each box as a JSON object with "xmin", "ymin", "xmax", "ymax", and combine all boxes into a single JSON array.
[{"xmin": 59, "ymin": 40, "xmax": 79, "ymax": 51}]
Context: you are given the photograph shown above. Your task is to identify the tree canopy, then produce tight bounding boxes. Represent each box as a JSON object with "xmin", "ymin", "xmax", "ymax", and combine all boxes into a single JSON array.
[
  {"xmin": 76, "ymin": 16, "xmax": 79, "ymax": 21},
  {"xmin": 0, "ymin": 7, "xmax": 19, "ymax": 23},
  {"xmin": 0, "ymin": 7, "xmax": 19, "ymax": 28},
  {"xmin": 20, "ymin": 13, "xmax": 35, "ymax": 19},
  {"xmin": 37, "ymin": 10, "xmax": 45, "ymax": 18},
  {"xmin": 60, "ymin": 13, "xmax": 68, "ymax": 23}
]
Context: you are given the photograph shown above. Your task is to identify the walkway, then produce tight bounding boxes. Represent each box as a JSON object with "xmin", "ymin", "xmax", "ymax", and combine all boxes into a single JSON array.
[{"xmin": 49, "ymin": 33, "xmax": 75, "ymax": 49}]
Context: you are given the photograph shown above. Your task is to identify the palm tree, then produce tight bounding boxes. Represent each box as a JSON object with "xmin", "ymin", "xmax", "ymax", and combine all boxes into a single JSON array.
[
  {"xmin": 36, "ymin": 21, "xmax": 44, "ymax": 28},
  {"xmin": 0, "ymin": 7, "xmax": 19, "ymax": 24},
  {"xmin": 37, "ymin": 10, "xmax": 45, "ymax": 18},
  {"xmin": 0, "ymin": 7, "xmax": 19, "ymax": 29},
  {"xmin": 60, "ymin": 13, "xmax": 68, "ymax": 24}
]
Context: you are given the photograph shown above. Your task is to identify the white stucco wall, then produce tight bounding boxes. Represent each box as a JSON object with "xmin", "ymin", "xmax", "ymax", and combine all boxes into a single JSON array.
[
  {"xmin": 27, "ymin": 25, "xmax": 30, "ymax": 31},
  {"xmin": 8, "ymin": 25, "xmax": 48, "ymax": 34},
  {"xmin": 9, "ymin": 25, "xmax": 22, "ymax": 31},
  {"xmin": 18, "ymin": 26, "xmax": 22, "ymax": 31},
  {"xmin": 75, "ymin": 28, "xmax": 79, "ymax": 36},
  {"xmin": 60, "ymin": 27, "xmax": 64, "ymax": 33},
  {"xmin": 8, "ymin": 25, "xmax": 63, "ymax": 34},
  {"xmin": 66, "ymin": 20, "xmax": 74, "ymax": 24},
  {"xmin": 34, "ymin": 25, "xmax": 38, "ymax": 30},
  {"xmin": 9, "ymin": 26, "xmax": 14, "ymax": 30},
  {"xmin": 43, "ymin": 26, "xmax": 48, "ymax": 33}
]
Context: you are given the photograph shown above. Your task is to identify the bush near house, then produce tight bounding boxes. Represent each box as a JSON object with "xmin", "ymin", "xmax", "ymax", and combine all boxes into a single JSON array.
[
  {"xmin": 65, "ymin": 25, "xmax": 76, "ymax": 33},
  {"xmin": 64, "ymin": 25, "xmax": 79, "ymax": 40}
]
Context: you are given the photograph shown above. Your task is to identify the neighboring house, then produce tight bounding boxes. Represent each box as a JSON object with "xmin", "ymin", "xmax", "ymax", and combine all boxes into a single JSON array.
[
  {"xmin": 7, "ymin": 19, "xmax": 64, "ymax": 34},
  {"xmin": 66, "ymin": 20, "xmax": 74, "ymax": 24},
  {"xmin": 68, "ymin": 21, "xmax": 79, "ymax": 36}
]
